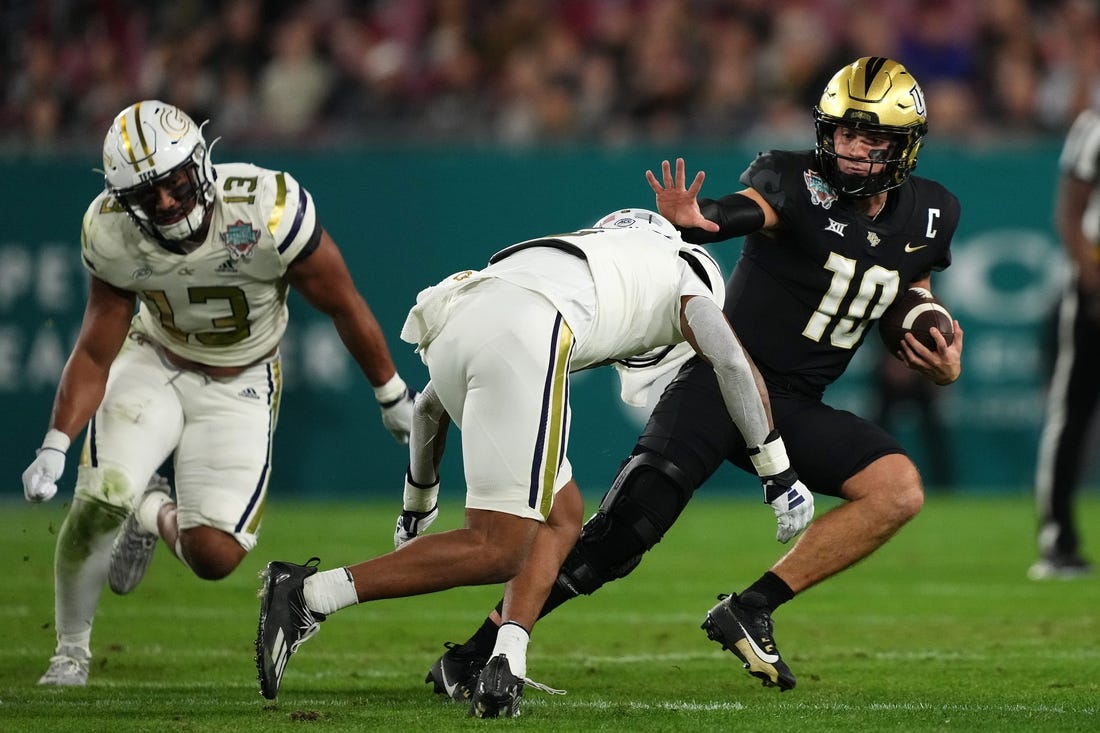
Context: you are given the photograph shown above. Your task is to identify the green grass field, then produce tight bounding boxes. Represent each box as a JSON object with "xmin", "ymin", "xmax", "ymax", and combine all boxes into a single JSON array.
[{"xmin": 3, "ymin": 491, "xmax": 1097, "ymax": 731}]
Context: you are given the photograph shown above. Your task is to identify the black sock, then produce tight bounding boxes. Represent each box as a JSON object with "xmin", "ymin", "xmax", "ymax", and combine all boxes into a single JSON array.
[
  {"xmin": 540, "ymin": 577, "xmax": 579, "ymax": 617},
  {"xmin": 740, "ymin": 571, "xmax": 794, "ymax": 613},
  {"xmin": 466, "ymin": 603, "xmax": 504, "ymax": 656}
]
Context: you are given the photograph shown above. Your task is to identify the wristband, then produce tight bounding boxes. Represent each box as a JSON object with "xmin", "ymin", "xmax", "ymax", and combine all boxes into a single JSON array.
[
  {"xmin": 404, "ymin": 470, "xmax": 439, "ymax": 512},
  {"xmin": 374, "ymin": 373, "xmax": 408, "ymax": 407},
  {"xmin": 40, "ymin": 428, "xmax": 71, "ymax": 454},
  {"xmin": 747, "ymin": 430, "xmax": 790, "ymax": 478}
]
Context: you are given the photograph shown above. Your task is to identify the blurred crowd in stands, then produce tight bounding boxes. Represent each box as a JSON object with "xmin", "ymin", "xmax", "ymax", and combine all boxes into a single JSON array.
[{"xmin": 3, "ymin": 0, "xmax": 1100, "ymax": 152}]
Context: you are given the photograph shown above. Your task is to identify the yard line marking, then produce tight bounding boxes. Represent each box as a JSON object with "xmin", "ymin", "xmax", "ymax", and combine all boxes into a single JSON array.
[{"xmin": 524, "ymin": 699, "xmax": 1098, "ymax": 715}]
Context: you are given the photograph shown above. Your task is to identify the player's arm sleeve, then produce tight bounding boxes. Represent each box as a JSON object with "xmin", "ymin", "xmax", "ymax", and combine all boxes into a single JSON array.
[
  {"xmin": 408, "ymin": 381, "xmax": 447, "ymax": 487},
  {"xmin": 678, "ymin": 193, "xmax": 766, "ymax": 244},
  {"xmin": 682, "ymin": 296, "xmax": 770, "ymax": 447}
]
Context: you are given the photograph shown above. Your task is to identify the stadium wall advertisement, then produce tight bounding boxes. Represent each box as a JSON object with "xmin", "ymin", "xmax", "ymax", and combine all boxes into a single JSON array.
[{"xmin": 1, "ymin": 143, "xmax": 1080, "ymax": 498}]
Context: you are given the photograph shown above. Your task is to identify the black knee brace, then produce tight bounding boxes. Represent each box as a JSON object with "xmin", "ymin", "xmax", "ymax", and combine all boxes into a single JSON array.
[{"xmin": 556, "ymin": 452, "xmax": 694, "ymax": 596}]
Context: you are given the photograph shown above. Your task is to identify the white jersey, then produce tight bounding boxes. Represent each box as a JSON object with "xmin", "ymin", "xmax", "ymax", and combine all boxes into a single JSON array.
[
  {"xmin": 404, "ymin": 225, "xmax": 727, "ymax": 520},
  {"xmin": 488, "ymin": 228, "xmax": 725, "ymax": 367},
  {"xmin": 80, "ymin": 162, "xmax": 320, "ymax": 366},
  {"xmin": 402, "ymin": 226, "xmax": 725, "ymax": 369}
]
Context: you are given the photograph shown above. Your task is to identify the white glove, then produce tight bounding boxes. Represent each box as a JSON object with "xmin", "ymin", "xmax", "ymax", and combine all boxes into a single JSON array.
[
  {"xmin": 394, "ymin": 505, "xmax": 439, "ymax": 548},
  {"xmin": 375, "ymin": 373, "xmax": 416, "ymax": 444},
  {"xmin": 23, "ymin": 429, "xmax": 71, "ymax": 503},
  {"xmin": 394, "ymin": 470, "xmax": 440, "ymax": 548},
  {"xmin": 762, "ymin": 470, "xmax": 814, "ymax": 543}
]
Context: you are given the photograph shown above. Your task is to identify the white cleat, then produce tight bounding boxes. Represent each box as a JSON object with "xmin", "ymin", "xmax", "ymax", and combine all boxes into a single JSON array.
[
  {"xmin": 38, "ymin": 646, "xmax": 90, "ymax": 686},
  {"xmin": 108, "ymin": 473, "xmax": 171, "ymax": 594}
]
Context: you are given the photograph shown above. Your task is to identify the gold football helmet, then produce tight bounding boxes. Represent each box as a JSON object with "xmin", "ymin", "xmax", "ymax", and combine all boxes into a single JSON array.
[{"xmin": 813, "ymin": 57, "xmax": 927, "ymax": 197}]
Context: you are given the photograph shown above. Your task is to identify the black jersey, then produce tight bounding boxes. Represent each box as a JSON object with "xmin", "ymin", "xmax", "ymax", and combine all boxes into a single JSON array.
[{"xmin": 700, "ymin": 150, "xmax": 959, "ymax": 399}]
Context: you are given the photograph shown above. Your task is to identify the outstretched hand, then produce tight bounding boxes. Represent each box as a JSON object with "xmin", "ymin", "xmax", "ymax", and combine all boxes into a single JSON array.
[{"xmin": 645, "ymin": 157, "xmax": 719, "ymax": 232}]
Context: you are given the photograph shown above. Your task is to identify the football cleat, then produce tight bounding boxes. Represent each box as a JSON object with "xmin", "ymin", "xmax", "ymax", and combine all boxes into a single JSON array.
[
  {"xmin": 702, "ymin": 592, "xmax": 796, "ymax": 691},
  {"xmin": 1028, "ymin": 554, "xmax": 1093, "ymax": 580},
  {"xmin": 108, "ymin": 473, "xmax": 171, "ymax": 595},
  {"xmin": 426, "ymin": 640, "xmax": 488, "ymax": 702},
  {"xmin": 468, "ymin": 654, "xmax": 525, "ymax": 718},
  {"xmin": 255, "ymin": 557, "xmax": 325, "ymax": 699},
  {"xmin": 38, "ymin": 646, "xmax": 90, "ymax": 686}
]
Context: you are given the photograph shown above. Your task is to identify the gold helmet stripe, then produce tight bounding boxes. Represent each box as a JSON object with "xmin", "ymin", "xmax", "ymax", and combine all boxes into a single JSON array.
[{"xmin": 120, "ymin": 101, "xmax": 154, "ymax": 173}]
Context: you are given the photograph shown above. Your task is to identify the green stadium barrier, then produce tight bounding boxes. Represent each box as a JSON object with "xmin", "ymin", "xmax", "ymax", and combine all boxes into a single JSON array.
[{"xmin": 1, "ymin": 142, "xmax": 1070, "ymax": 498}]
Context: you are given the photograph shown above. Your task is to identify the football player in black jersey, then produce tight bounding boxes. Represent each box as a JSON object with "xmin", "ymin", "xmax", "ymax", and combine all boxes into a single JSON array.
[{"xmin": 425, "ymin": 57, "xmax": 964, "ymax": 696}]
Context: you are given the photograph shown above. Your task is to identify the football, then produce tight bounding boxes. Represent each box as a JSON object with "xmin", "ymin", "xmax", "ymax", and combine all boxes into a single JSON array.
[{"xmin": 878, "ymin": 287, "xmax": 955, "ymax": 352}]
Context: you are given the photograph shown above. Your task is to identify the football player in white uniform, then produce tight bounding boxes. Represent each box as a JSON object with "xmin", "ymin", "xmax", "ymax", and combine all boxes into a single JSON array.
[
  {"xmin": 253, "ymin": 209, "xmax": 813, "ymax": 716},
  {"xmin": 21, "ymin": 100, "xmax": 417, "ymax": 686}
]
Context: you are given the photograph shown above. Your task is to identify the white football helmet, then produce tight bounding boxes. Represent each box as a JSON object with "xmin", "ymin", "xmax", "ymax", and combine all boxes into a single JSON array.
[
  {"xmin": 592, "ymin": 208, "xmax": 679, "ymax": 238},
  {"xmin": 102, "ymin": 100, "xmax": 216, "ymax": 244}
]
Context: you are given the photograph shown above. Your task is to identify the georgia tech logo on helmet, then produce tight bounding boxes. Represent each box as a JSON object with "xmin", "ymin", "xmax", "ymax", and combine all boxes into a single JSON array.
[
  {"xmin": 159, "ymin": 106, "xmax": 193, "ymax": 141},
  {"xmin": 593, "ymin": 208, "xmax": 677, "ymax": 237}
]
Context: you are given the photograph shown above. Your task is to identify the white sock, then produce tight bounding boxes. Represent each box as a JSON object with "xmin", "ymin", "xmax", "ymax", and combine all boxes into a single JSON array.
[
  {"xmin": 57, "ymin": 631, "xmax": 92, "ymax": 657},
  {"xmin": 135, "ymin": 491, "xmax": 173, "ymax": 535},
  {"xmin": 303, "ymin": 568, "xmax": 359, "ymax": 616},
  {"xmin": 491, "ymin": 621, "xmax": 530, "ymax": 679},
  {"xmin": 54, "ymin": 500, "xmax": 119, "ymax": 649}
]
